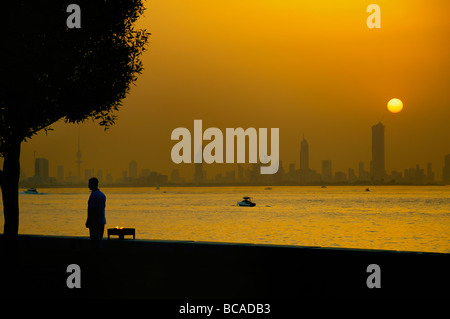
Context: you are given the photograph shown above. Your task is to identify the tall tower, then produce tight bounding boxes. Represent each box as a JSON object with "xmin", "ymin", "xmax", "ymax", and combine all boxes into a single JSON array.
[
  {"xmin": 76, "ymin": 133, "xmax": 82, "ymax": 180},
  {"xmin": 443, "ymin": 154, "xmax": 450, "ymax": 184},
  {"xmin": 34, "ymin": 158, "xmax": 49, "ymax": 180},
  {"xmin": 300, "ymin": 134, "xmax": 309, "ymax": 171},
  {"xmin": 371, "ymin": 122, "xmax": 385, "ymax": 182}
]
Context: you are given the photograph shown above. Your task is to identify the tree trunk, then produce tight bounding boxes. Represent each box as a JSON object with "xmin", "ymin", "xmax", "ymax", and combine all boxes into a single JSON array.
[{"xmin": 1, "ymin": 139, "xmax": 21, "ymax": 241}]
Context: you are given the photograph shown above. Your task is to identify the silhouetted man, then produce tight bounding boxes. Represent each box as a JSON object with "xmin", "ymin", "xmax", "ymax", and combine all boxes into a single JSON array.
[{"xmin": 85, "ymin": 177, "xmax": 106, "ymax": 249}]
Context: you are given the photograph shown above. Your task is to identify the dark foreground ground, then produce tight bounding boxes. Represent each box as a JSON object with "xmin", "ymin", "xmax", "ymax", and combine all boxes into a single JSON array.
[{"xmin": 0, "ymin": 235, "xmax": 448, "ymax": 300}]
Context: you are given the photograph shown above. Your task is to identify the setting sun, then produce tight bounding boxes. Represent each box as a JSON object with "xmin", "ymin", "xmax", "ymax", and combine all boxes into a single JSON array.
[{"xmin": 387, "ymin": 98, "xmax": 403, "ymax": 113}]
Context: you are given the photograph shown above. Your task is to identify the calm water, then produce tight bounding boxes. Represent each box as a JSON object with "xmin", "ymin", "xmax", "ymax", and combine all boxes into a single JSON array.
[{"xmin": 1, "ymin": 186, "xmax": 449, "ymax": 253}]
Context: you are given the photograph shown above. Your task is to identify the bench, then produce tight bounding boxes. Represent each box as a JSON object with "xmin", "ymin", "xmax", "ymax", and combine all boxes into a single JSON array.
[{"xmin": 107, "ymin": 228, "xmax": 135, "ymax": 240}]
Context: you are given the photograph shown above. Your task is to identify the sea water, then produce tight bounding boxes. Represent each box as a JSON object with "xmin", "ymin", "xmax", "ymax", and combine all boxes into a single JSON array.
[{"xmin": 1, "ymin": 185, "xmax": 449, "ymax": 253}]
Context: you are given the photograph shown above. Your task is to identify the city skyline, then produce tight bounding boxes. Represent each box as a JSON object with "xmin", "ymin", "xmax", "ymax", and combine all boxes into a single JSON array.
[{"xmin": 20, "ymin": 122, "xmax": 450, "ymax": 186}]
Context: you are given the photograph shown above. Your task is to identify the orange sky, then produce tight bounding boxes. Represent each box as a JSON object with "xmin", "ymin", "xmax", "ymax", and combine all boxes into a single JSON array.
[{"xmin": 18, "ymin": 0, "xmax": 450, "ymax": 181}]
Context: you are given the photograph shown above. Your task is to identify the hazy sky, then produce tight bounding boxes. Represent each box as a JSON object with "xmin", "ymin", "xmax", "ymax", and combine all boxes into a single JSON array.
[{"xmin": 19, "ymin": 0, "xmax": 450, "ymax": 181}]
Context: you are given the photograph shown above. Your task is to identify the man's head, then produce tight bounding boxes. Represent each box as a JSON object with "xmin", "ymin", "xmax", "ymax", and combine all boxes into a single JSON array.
[{"xmin": 88, "ymin": 177, "xmax": 99, "ymax": 191}]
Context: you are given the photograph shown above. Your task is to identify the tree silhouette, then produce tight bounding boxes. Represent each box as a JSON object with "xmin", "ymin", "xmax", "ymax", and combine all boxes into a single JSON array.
[{"xmin": 0, "ymin": 0, "xmax": 149, "ymax": 240}]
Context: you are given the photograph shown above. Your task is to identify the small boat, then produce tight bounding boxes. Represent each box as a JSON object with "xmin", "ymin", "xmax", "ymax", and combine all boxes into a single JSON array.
[
  {"xmin": 238, "ymin": 196, "xmax": 256, "ymax": 207},
  {"xmin": 365, "ymin": 188, "xmax": 370, "ymax": 192},
  {"xmin": 264, "ymin": 187, "xmax": 272, "ymax": 190},
  {"xmin": 321, "ymin": 185, "xmax": 327, "ymax": 188},
  {"xmin": 24, "ymin": 188, "xmax": 39, "ymax": 194}
]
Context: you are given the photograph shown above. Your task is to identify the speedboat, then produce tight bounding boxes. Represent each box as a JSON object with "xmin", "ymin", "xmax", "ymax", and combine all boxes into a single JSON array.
[
  {"xmin": 238, "ymin": 196, "xmax": 256, "ymax": 207},
  {"xmin": 24, "ymin": 188, "xmax": 39, "ymax": 194}
]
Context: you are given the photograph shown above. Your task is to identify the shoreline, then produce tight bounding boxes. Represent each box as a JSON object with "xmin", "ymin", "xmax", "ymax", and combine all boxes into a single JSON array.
[
  {"xmin": 18, "ymin": 183, "xmax": 450, "ymax": 189},
  {"xmin": 7, "ymin": 233, "xmax": 450, "ymax": 255},
  {"xmin": 1, "ymin": 234, "xmax": 448, "ymax": 300}
]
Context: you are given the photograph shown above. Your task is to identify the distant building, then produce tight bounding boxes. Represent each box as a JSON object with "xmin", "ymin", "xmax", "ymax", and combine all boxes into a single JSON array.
[
  {"xmin": 170, "ymin": 169, "xmax": 185, "ymax": 184},
  {"xmin": 129, "ymin": 160, "xmax": 138, "ymax": 179},
  {"xmin": 300, "ymin": 134, "xmax": 309, "ymax": 171},
  {"xmin": 194, "ymin": 163, "xmax": 204, "ymax": 184},
  {"xmin": 297, "ymin": 134, "xmax": 321, "ymax": 184},
  {"xmin": 358, "ymin": 162, "xmax": 370, "ymax": 181},
  {"xmin": 443, "ymin": 154, "xmax": 450, "ymax": 184},
  {"xmin": 321, "ymin": 160, "xmax": 332, "ymax": 182},
  {"xmin": 287, "ymin": 163, "xmax": 296, "ymax": 181},
  {"xmin": 404, "ymin": 167, "xmax": 415, "ymax": 184},
  {"xmin": 170, "ymin": 169, "xmax": 179, "ymax": 182},
  {"xmin": 371, "ymin": 122, "xmax": 385, "ymax": 182},
  {"xmin": 57, "ymin": 165, "xmax": 64, "ymax": 182},
  {"xmin": 35, "ymin": 158, "xmax": 49, "ymax": 181},
  {"xmin": 139, "ymin": 170, "xmax": 168, "ymax": 186},
  {"xmin": 335, "ymin": 171, "xmax": 347, "ymax": 183},
  {"xmin": 402, "ymin": 164, "xmax": 429, "ymax": 184},
  {"xmin": 348, "ymin": 168, "xmax": 356, "ymax": 183},
  {"xmin": 414, "ymin": 164, "xmax": 425, "ymax": 184},
  {"xmin": 390, "ymin": 170, "xmax": 403, "ymax": 183},
  {"xmin": 194, "ymin": 145, "xmax": 204, "ymax": 184},
  {"xmin": 140, "ymin": 168, "xmax": 151, "ymax": 177}
]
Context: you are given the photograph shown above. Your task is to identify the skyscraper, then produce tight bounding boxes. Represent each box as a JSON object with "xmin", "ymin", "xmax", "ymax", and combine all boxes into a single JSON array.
[
  {"xmin": 35, "ymin": 158, "xmax": 49, "ymax": 180},
  {"xmin": 443, "ymin": 154, "xmax": 450, "ymax": 184},
  {"xmin": 371, "ymin": 122, "xmax": 385, "ymax": 182},
  {"xmin": 194, "ymin": 162, "xmax": 204, "ymax": 184},
  {"xmin": 300, "ymin": 134, "xmax": 309, "ymax": 171}
]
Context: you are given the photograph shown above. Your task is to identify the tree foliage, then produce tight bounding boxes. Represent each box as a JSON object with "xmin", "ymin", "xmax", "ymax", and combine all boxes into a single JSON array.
[{"xmin": 0, "ymin": 0, "xmax": 149, "ymax": 155}]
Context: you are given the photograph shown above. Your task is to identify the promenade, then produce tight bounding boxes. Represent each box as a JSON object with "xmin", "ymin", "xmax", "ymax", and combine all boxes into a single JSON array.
[{"xmin": 1, "ymin": 235, "xmax": 448, "ymax": 300}]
